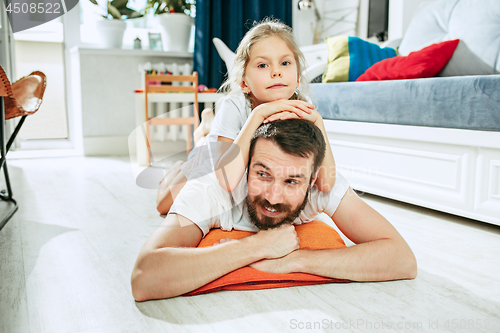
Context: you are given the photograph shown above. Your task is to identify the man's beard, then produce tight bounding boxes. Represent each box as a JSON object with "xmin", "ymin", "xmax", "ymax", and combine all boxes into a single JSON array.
[{"xmin": 246, "ymin": 187, "xmax": 310, "ymax": 230}]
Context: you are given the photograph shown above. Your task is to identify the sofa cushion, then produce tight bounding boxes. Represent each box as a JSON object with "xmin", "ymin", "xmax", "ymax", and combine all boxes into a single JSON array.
[
  {"xmin": 322, "ymin": 36, "xmax": 397, "ymax": 83},
  {"xmin": 310, "ymin": 75, "xmax": 500, "ymax": 131},
  {"xmin": 398, "ymin": 0, "xmax": 500, "ymax": 75},
  {"xmin": 357, "ymin": 39, "xmax": 459, "ymax": 81},
  {"xmin": 437, "ymin": 40, "xmax": 495, "ymax": 77}
]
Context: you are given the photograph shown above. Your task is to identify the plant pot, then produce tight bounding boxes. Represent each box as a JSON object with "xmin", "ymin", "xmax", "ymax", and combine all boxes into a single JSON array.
[
  {"xmin": 96, "ymin": 19, "xmax": 127, "ymax": 49},
  {"xmin": 157, "ymin": 13, "xmax": 193, "ymax": 53}
]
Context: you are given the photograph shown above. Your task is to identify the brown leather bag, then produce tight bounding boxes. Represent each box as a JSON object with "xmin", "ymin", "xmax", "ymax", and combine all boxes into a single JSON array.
[{"xmin": 0, "ymin": 66, "xmax": 46, "ymax": 120}]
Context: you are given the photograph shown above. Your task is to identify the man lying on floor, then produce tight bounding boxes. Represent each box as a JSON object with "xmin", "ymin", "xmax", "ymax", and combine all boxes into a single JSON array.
[{"xmin": 131, "ymin": 119, "xmax": 417, "ymax": 301}]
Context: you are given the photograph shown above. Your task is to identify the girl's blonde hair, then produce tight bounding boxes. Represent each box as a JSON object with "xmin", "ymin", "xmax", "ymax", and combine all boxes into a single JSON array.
[{"xmin": 219, "ymin": 18, "xmax": 309, "ymax": 103}]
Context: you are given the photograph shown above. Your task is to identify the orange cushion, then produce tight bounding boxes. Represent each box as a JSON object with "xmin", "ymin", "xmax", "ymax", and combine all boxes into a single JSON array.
[{"xmin": 183, "ymin": 220, "xmax": 350, "ymax": 296}]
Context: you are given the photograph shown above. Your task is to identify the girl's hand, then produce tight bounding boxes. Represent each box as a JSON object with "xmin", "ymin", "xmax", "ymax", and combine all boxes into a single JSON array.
[
  {"xmin": 264, "ymin": 107, "xmax": 321, "ymax": 125},
  {"xmin": 263, "ymin": 111, "xmax": 300, "ymax": 122},
  {"xmin": 253, "ymin": 99, "xmax": 315, "ymax": 124}
]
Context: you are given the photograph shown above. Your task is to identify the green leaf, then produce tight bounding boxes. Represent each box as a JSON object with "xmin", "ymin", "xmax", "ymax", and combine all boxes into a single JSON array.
[
  {"xmin": 88, "ymin": 0, "xmax": 98, "ymax": 5},
  {"xmin": 128, "ymin": 10, "xmax": 143, "ymax": 19},
  {"xmin": 144, "ymin": 0, "xmax": 195, "ymax": 15},
  {"xmin": 110, "ymin": 0, "xmax": 128, "ymax": 10},
  {"xmin": 120, "ymin": 7, "xmax": 143, "ymax": 19},
  {"xmin": 119, "ymin": 7, "xmax": 133, "ymax": 15},
  {"xmin": 107, "ymin": 3, "xmax": 123, "ymax": 19}
]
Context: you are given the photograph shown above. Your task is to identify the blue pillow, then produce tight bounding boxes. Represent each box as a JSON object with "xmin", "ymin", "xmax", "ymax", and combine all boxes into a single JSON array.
[{"xmin": 323, "ymin": 36, "xmax": 397, "ymax": 82}]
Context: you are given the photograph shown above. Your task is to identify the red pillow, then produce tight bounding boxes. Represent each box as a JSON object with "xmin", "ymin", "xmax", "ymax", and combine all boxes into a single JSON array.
[{"xmin": 356, "ymin": 39, "xmax": 459, "ymax": 81}]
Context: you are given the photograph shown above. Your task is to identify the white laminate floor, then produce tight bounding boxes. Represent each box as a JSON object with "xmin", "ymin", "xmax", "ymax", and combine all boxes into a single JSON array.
[{"xmin": 1, "ymin": 156, "xmax": 499, "ymax": 333}]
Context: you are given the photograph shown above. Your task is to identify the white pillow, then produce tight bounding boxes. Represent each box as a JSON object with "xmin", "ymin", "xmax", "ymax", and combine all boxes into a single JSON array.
[{"xmin": 398, "ymin": 0, "xmax": 499, "ymax": 75}]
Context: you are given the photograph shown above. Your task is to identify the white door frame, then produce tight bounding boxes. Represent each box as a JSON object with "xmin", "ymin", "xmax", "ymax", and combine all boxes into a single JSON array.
[{"xmin": 6, "ymin": 3, "xmax": 84, "ymax": 158}]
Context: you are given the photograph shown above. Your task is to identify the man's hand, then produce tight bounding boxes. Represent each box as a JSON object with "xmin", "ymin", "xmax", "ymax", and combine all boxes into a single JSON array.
[
  {"xmin": 251, "ymin": 224, "xmax": 300, "ymax": 259},
  {"xmin": 212, "ymin": 225, "xmax": 301, "ymax": 273}
]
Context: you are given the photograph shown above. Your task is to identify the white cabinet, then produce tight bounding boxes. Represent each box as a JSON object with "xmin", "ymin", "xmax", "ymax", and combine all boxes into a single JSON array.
[
  {"xmin": 325, "ymin": 120, "xmax": 500, "ymax": 226},
  {"xmin": 475, "ymin": 148, "xmax": 500, "ymax": 219}
]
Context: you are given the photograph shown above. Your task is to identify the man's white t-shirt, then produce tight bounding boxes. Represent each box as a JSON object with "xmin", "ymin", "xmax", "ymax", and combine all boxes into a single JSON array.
[{"xmin": 170, "ymin": 169, "xmax": 350, "ymax": 237}]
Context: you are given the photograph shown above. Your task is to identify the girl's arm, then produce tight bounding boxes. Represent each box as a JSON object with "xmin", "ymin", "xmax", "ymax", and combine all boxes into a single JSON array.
[
  {"xmin": 312, "ymin": 116, "xmax": 336, "ymax": 192},
  {"xmin": 214, "ymin": 99, "xmax": 315, "ymax": 192}
]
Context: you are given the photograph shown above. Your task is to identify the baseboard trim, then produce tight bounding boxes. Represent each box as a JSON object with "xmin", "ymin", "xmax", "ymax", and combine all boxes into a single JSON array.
[
  {"xmin": 83, "ymin": 136, "xmax": 188, "ymax": 157},
  {"xmin": 83, "ymin": 136, "xmax": 130, "ymax": 156}
]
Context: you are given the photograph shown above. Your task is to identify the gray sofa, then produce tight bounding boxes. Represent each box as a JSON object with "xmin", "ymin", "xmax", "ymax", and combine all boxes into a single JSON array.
[
  {"xmin": 310, "ymin": 0, "xmax": 500, "ymax": 225},
  {"xmin": 311, "ymin": 75, "xmax": 500, "ymax": 131},
  {"xmin": 312, "ymin": 0, "xmax": 500, "ymax": 131}
]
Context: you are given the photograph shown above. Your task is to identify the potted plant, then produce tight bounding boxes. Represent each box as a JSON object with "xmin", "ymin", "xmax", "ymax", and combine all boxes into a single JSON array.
[
  {"xmin": 89, "ymin": 0, "xmax": 143, "ymax": 48},
  {"xmin": 145, "ymin": 0, "xmax": 195, "ymax": 52}
]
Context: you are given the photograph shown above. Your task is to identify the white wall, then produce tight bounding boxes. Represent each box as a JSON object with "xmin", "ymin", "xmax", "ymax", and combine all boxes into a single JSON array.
[
  {"xmin": 292, "ymin": 0, "xmax": 369, "ymax": 46},
  {"xmin": 293, "ymin": 0, "xmax": 439, "ymax": 46},
  {"xmin": 388, "ymin": 0, "xmax": 437, "ymax": 40}
]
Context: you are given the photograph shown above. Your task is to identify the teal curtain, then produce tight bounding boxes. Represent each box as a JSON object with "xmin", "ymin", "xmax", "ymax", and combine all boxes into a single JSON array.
[{"xmin": 193, "ymin": 0, "xmax": 293, "ymax": 89}]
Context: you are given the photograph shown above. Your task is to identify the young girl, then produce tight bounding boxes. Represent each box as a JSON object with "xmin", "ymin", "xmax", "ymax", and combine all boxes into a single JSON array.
[{"xmin": 156, "ymin": 18, "xmax": 336, "ymax": 214}]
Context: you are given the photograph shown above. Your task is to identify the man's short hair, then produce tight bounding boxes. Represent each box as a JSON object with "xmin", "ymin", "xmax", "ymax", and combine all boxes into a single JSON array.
[{"xmin": 249, "ymin": 119, "xmax": 326, "ymax": 174}]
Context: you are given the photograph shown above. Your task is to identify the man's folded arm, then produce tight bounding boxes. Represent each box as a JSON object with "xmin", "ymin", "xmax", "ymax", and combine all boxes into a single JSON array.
[
  {"xmin": 131, "ymin": 214, "xmax": 259, "ymax": 301},
  {"xmin": 295, "ymin": 188, "xmax": 417, "ymax": 281},
  {"xmin": 131, "ymin": 214, "xmax": 300, "ymax": 301},
  {"xmin": 252, "ymin": 188, "xmax": 417, "ymax": 281}
]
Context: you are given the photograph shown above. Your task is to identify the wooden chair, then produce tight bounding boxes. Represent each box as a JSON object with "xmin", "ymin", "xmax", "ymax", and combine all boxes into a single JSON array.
[
  {"xmin": 144, "ymin": 71, "xmax": 199, "ymax": 165},
  {"xmin": 0, "ymin": 66, "xmax": 46, "ymax": 230}
]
